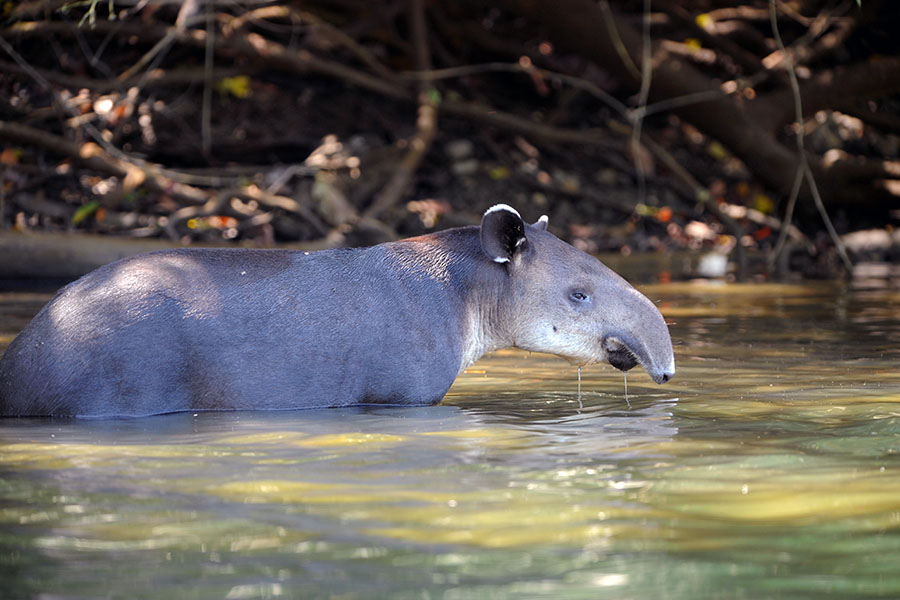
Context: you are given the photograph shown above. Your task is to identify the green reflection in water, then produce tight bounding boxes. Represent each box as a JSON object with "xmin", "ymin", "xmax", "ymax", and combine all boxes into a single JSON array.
[{"xmin": 1, "ymin": 282, "xmax": 900, "ymax": 599}]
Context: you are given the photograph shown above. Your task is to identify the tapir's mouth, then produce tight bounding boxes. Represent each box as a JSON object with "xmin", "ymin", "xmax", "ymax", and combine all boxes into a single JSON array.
[
  {"xmin": 602, "ymin": 335, "xmax": 638, "ymax": 373},
  {"xmin": 602, "ymin": 334, "xmax": 674, "ymax": 384},
  {"xmin": 607, "ymin": 352, "xmax": 674, "ymax": 384},
  {"xmin": 606, "ymin": 348, "xmax": 638, "ymax": 372}
]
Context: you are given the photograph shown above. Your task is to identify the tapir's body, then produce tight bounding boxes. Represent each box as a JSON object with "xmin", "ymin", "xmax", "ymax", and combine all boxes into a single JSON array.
[{"xmin": 0, "ymin": 206, "xmax": 674, "ymax": 417}]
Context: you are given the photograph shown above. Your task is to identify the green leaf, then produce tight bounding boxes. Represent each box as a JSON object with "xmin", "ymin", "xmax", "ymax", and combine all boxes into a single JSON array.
[{"xmin": 72, "ymin": 201, "xmax": 100, "ymax": 225}]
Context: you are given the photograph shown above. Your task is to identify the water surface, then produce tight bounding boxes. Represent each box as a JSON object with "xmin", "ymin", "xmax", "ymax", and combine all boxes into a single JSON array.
[{"xmin": 1, "ymin": 281, "xmax": 899, "ymax": 599}]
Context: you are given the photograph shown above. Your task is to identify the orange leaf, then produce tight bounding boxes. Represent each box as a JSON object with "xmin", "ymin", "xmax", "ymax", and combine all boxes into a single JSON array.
[
  {"xmin": 753, "ymin": 226, "xmax": 772, "ymax": 241},
  {"xmin": 657, "ymin": 206, "xmax": 673, "ymax": 223},
  {"xmin": 0, "ymin": 147, "xmax": 20, "ymax": 165}
]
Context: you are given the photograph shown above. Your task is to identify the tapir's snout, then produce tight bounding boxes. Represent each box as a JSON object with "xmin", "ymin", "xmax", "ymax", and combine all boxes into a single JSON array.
[
  {"xmin": 602, "ymin": 319, "xmax": 675, "ymax": 385},
  {"xmin": 613, "ymin": 347, "xmax": 675, "ymax": 385},
  {"xmin": 649, "ymin": 368, "xmax": 674, "ymax": 384}
]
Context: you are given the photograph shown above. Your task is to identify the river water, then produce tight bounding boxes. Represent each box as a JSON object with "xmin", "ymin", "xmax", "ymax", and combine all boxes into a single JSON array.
[{"xmin": 1, "ymin": 280, "xmax": 899, "ymax": 599}]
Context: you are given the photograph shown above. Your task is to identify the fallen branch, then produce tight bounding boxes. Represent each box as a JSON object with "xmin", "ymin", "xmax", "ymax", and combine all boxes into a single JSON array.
[
  {"xmin": 441, "ymin": 100, "xmax": 619, "ymax": 151},
  {"xmin": 655, "ymin": 0, "xmax": 764, "ymax": 74},
  {"xmin": 0, "ymin": 230, "xmax": 187, "ymax": 280},
  {"xmin": 759, "ymin": 55, "xmax": 900, "ymax": 132},
  {"xmin": 239, "ymin": 185, "xmax": 329, "ymax": 236},
  {"xmin": 224, "ymin": 5, "xmax": 401, "ymax": 85},
  {"xmin": 0, "ymin": 120, "xmax": 210, "ymax": 206},
  {"xmin": 4, "ymin": 19, "xmax": 411, "ymax": 101},
  {"xmin": 0, "ymin": 59, "xmax": 249, "ymax": 92},
  {"xmin": 409, "ymin": 62, "xmax": 629, "ymax": 117}
]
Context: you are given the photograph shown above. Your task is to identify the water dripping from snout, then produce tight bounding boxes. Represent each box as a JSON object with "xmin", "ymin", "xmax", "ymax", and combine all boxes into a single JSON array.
[
  {"xmin": 574, "ymin": 366, "xmax": 629, "ymax": 410},
  {"xmin": 623, "ymin": 372, "xmax": 631, "ymax": 409},
  {"xmin": 576, "ymin": 366, "xmax": 583, "ymax": 411}
]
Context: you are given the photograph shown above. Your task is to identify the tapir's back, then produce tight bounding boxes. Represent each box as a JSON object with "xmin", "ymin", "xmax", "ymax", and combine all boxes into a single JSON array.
[{"xmin": 0, "ymin": 244, "xmax": 468, "ymax": 417}]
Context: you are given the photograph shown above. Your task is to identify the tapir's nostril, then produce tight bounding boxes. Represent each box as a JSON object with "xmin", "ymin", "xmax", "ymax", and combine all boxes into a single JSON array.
[{"xmin": 652, "ymin": 370, "xmax": 674, "ymax": 384}]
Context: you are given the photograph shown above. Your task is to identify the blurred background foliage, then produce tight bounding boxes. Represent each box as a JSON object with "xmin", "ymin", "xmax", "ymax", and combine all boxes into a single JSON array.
[{"xmin": 1, "ymin": 0, "xmax": 899, "ymax": 280}]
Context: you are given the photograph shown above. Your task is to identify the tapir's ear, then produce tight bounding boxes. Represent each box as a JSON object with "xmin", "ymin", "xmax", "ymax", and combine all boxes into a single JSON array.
[
  {"xmin": 481, "ymin": 204, "xmax": 527, "ymax": 264},
  {"xmin": 533, "ymin": 215, "xmax": 549, "ymax": 231}
]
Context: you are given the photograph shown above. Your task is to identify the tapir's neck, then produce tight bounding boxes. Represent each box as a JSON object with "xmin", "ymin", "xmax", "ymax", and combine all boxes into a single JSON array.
[
  {"xmin": 389, "ymin": 227, "xmax": 514, "ymax": 373},
  {"xmin": 457, "ymin": 268, "xmax": 514, "ymax": 372}
]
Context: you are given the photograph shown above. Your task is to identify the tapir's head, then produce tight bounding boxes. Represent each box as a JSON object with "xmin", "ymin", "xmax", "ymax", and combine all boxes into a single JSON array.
[{"xmin": 481, "ymin": 204, "xmax": 675, "ymax": 384}]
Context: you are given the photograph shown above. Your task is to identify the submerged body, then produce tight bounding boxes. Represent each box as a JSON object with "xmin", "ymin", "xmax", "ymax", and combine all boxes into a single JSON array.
[{"xmin": 0, "ymin": 206, "xmax": 674, "ymax": 417}]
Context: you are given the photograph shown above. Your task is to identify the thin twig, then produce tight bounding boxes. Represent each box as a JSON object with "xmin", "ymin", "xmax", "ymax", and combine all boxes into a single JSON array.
[
  {"xmin": 762, "ymin": 2, "xmax": 850, "ymax": 69},
  {"xmin": 165, "ymin": 193, "xmax": 227, "ymax": 239},
  {"xmin": 768, "ymin": 165, "xmax": 804, "ymax": 273},
  {"xmin": 410, "ymin": 62, "xmax": 629, "ymax": 117},
  {"xmin": 72, "ymin": 18, "xmax": 116, "ymax": 79},
  {"xmin": 598, "ymin": 0, "xmax": 641, "ymax": 81},
  {"xmin": 240, "ymin": 185, "xmax": 329, "ymax": 236},
  {"xmin": 769, "ymin": 0, "xmax": 852, "ymax": 273},
  {"xmin": 117, "ymin": 0, "xmax": 202, "ymax": 82},
  {"xmin": 0, "ymin": 33, "xmax": 55, "ymax": 92},
  {"xmin": 115, "ymin": 26, "xmax": 177, "ymax": 82}
]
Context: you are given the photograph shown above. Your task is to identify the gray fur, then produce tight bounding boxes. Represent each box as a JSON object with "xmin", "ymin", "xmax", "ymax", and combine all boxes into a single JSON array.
[{"xmin": 0, "ymin": 206, "xmax": 674, "ymax": 417}]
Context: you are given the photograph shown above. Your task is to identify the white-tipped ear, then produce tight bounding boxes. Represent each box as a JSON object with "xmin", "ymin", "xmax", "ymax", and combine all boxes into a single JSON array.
[
  {"xmin": 481, "ymin": 205, "xmax": 526, "ymax": 264},
  {"xmin": 534, "ymin": 215, "xmax": 549, "ymax": 231},
  {"xmin": 484, "ymin": 204, "xmax": 521, "ymax": 219}
]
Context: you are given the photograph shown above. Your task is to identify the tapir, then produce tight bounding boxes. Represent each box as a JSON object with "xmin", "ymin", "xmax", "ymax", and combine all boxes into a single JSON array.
[{"xmin": 0, "ymin": 205, "xmax": 674, "ymax": 417}]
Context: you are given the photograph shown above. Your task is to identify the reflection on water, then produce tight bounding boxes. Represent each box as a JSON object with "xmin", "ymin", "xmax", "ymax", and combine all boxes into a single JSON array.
[{"xmin": 2, "ymin": 282, "xmax": 900, "ymax": 599}]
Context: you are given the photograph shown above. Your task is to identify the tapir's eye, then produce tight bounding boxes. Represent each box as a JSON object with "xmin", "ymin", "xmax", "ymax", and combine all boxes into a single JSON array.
[{"xmin": 569, "ymin": 291, "xmax": 590, "ymax": 303}]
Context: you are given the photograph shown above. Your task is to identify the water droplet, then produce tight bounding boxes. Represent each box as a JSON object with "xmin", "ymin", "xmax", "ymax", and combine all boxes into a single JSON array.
[
  {"xmin": 576, "ymin": 366, "xmax": 584, "ymax": 410},
  {"xmin": 623, "ymin": 372, "xmax": 631, "ymax": 409}
]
